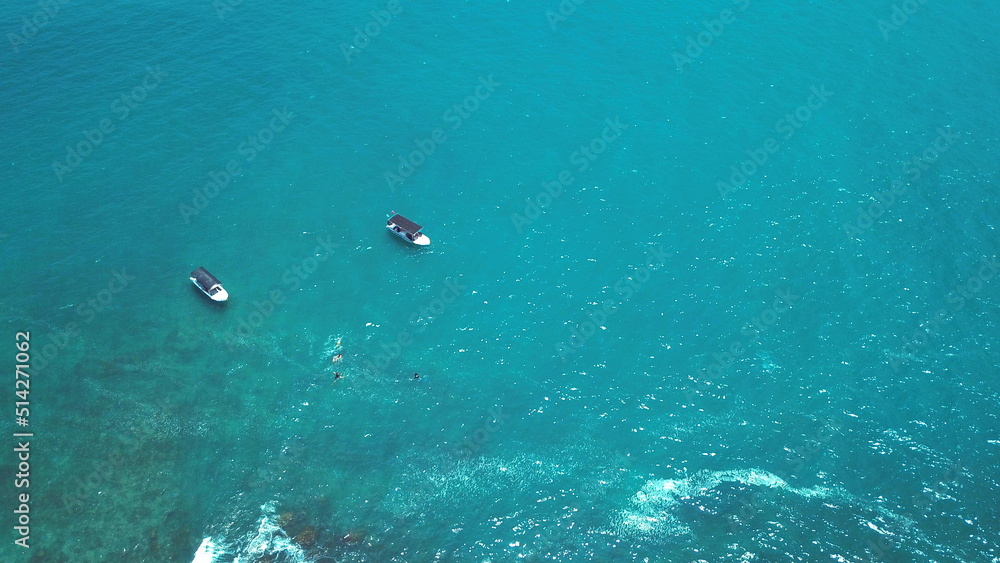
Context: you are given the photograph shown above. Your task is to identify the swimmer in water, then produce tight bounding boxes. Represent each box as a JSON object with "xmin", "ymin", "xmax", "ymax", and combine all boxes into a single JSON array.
[
  {"xmin": 332, "ymin": 354, "xmax": 343, "ymax": 363},
  {"xmin": 413, "ymin": 373, "xmax": 420, "ymax": 380},
  {"xmin": 334, "ymin": 372, "xmax": 343, "ymax": 381}
]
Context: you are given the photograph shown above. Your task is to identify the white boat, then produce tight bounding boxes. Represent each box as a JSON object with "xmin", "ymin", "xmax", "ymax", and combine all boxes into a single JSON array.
[
  {"xmin": 387, "ymin": 214, "xmax": 430, "ymax": 246},
  {"xmin": 190, "ymin": 267, "xmax": 229, "ymax": 301}
]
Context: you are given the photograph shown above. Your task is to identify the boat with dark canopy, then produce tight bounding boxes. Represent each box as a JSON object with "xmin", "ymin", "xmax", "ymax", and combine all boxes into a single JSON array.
[
  {"xmin": 190, "ymin": 267, "xmax": 229, "ymax": 301},
  {"xmin": 387, "ymin": 213, "xmax": 430, "ymax": 246}
]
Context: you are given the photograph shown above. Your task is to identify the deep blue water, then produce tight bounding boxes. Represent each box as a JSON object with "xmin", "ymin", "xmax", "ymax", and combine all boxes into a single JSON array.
[{"xmin": 1, "ymin": 1, "xmax": 999, "ymax": 561}]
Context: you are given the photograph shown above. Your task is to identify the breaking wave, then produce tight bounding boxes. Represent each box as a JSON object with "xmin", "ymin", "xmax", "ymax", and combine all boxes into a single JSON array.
[{"xmin": 191, "ymin": 502, "xmax": 310, "ymax": 563}]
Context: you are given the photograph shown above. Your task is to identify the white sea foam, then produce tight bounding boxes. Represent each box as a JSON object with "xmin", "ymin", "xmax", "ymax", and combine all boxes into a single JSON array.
[
  {"xmin": 191, "ymin": 502, "xmax": 311, "ymax": 563},
  {"xmin": 614, "ymin": 468, "xmax": 836, "ymax": 541},
  {"xmin": 192, "ymin": 537, "xmax": 227, "ymax": 563},
  {"xmin": 614, "ymin": 467, "xmax": 965, "ymax": 559}
]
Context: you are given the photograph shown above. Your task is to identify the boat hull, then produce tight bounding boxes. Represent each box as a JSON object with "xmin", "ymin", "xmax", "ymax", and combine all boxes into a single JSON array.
[
  {"xmin": 387, "ymin": 225, "xmax": 430, "ymax": 246},
  {"xmin": 190, "ymin": 277, "xmax": 229, "ymax": 301}
]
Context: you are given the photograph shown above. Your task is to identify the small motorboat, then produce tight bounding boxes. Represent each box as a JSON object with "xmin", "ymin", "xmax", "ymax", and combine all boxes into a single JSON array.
[
  {"xmin": 190, "ymin": 267, "xmax": 229, "ymax": 301},
  {"xmin": 387, "ymin": 214, "xmax": 430, "ymax": 246}
]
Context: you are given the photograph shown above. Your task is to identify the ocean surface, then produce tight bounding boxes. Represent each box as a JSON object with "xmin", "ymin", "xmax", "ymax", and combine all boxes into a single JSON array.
[{"xmin": 1, "ymin": 1, "xmax": 999, "ymax": 561}]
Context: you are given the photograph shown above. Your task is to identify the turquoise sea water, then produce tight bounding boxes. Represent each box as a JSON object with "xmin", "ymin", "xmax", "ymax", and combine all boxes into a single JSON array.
[{"xmin": 2, "ymin": 0, "xmax": 999, "ymax": 561}]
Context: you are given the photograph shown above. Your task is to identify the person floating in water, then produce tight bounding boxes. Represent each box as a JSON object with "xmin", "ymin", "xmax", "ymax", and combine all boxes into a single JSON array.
[
  {"xmin": 334, "ymin": 372, "xmax": 343, "ymax": 381},
  {"xmin": 332, "ymin": 354, "xmax": 343, "ymax": 363}
]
